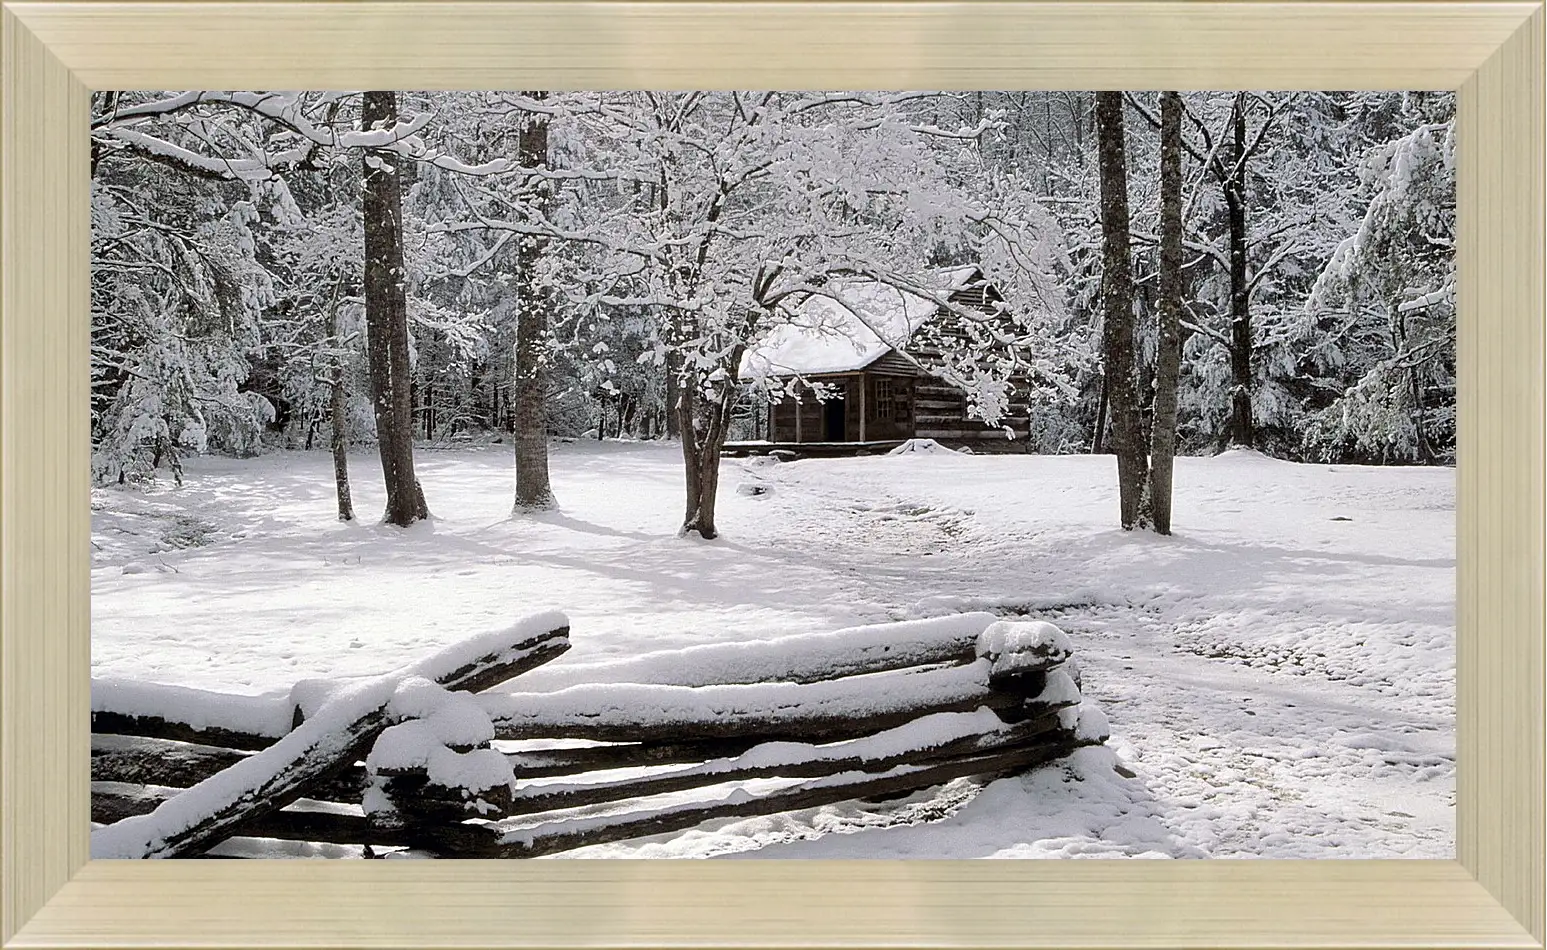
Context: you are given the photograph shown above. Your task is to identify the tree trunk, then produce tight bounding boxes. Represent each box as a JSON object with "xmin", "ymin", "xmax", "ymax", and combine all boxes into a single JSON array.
[
  {"xmin": 1225, "ymin": 92, "xmax": 1254, "ymax": 450},
  {"xmin": 1410, "ymin": 366, "xmax": 1429, "ymax": 462},
  {"xmin": 664, "ymin": 351, "xmax": 682, "ymax": 440},
  {"xmin": 362, "ymin": 90, "xmax": 429, "ymax": 527},
  {"xmin": 1092, "ymin": 372, "xmax": 1109, "ymax": 454},
  {"xmin": 618, "ymin": 392, "xmax": 636, "ymax": 439},
  {"xmin": 1135, "ymin": 297, "xmax": 1156, "ymax": 452},
  {"xmin": 325, "ymin": 282, "xmax": 355, "ymax": 522},
  {"xmin": 1094, "ymin": 91, "xmax": 1149, "ymax": 531},
  {"xmin": 1386, "ymin": 304, "xmax": 1428, "ymax": 463},
  {"xmin": 1147, "ymin": 90, "xmax": 1185, "ymax": 536},
  {"xmin": 423, "ymin": 380, "xmax": 435, "ymax": 442},
  {"xmin": 677, "ymin": 357, "xmax": 741, "ymax": 540},
  {"xmin": 512, "ymin": 92, "xmax": 558, "ymax": 513}
]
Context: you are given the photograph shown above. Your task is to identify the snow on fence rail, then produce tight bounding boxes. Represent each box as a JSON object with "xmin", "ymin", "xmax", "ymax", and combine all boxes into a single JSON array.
[
  {"xmin": 90, "ymin": 613, "xmax": 571, "ymax": 859},
  {"xmin": 90, "ymin": 613, "xmax": 1108, "ymax": 859}
]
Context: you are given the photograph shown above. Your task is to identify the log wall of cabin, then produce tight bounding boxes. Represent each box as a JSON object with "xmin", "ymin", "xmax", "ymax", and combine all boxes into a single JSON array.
[
  {"xmin": 771, "ymin": 376, "xmax": 859, "ymax": 443},
  {"xmin": 841, "ymin": 377, "xmax": 861, "ymax": 441},
  {"xmin": 771, "ymin": 397, "xmax": 796, "ymax": 442},
  {"xmin": 911, "ymin": 373, "xmax": 1032, "ymax": 448},
  {"xmin": 771, "ymin": 395, "xmax": 828, "ymax": 443},
  {"xmin": 862, "ymin": 373, "xmax": 916, "ymax": 441},
  {"xmin": 771, "ymin": 371, "xmax": 1027, "ymax": 447},
  {"xmin": 908, "ymin": 286, "xmax": 1032, "ymax": 449},
  {"xmin": 867, "ymin": 351, "xmax": 919, "ymax": 376}
]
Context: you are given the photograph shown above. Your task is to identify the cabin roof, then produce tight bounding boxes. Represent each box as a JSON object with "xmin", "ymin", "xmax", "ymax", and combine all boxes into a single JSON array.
[{"xmin": 738, "ymin": 265, "xmax": 982, "ymax": 379}]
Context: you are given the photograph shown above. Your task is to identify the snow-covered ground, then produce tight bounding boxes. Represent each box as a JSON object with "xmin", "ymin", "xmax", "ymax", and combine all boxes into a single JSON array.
[{"xmin": 91, "ymin": 440, "xmax": 1455, "ymax": 859}]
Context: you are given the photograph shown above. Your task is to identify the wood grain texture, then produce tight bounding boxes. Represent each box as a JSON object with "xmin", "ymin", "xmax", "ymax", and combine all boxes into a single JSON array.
[
  {"xmin": 0, "ymin": 1, "xmax": 1542, "ymax": 947},
  {"xmin": 0, "ymin": 6, "xmax": 91, "ymax": 944},
  {"xmin": 9, "ymin": 861, "xmax": 1540, "ymax": 948},
  {"xmin": 3, "ymin": 1, "xmax": 1540, "ymax": 90},
  {"xmin": 1457, "ymin": 6, "xmax": 1546, "ymax": 941}
]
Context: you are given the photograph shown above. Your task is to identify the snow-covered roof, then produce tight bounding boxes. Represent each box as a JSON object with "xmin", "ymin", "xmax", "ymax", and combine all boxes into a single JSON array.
[{"xmin": 739, "ymin": 265, "xmax": 982, "ymax": 379}]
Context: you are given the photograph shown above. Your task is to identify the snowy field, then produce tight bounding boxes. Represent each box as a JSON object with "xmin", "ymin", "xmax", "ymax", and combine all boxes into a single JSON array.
[{"xmin": 91, "ymin": 440, "xmax": 1455, "ymax": 859}]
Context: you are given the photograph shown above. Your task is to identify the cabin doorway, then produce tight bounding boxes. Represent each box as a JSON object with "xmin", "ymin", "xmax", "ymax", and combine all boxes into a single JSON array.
[{"xmin": 823, "ymin": 396, "xmax": 847, "ymax": 441}]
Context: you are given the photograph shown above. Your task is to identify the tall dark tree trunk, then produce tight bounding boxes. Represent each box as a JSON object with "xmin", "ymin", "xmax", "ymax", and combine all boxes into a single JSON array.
[
  {"xmin": 1147, "ymin": 90, "xmax": 1185, "ymax": 536},
  {"xmin": 324, "ymin": 279, "xmax": 355, "ymax": 522},
  {"xmin": 677, "ymin": 354, "xmax": 741, "ymax": 540},
  {"xmin": 513, "ymin": 91, "xmax": 557, "ymax": 513},
  {"xmin": 362, "ymin": 90, "xmax": 429, "ymax": 527},
  {"xmin": 1224, "ymin": 92, "xmax": 1254, "ymax": 450},
  {"xmin": 1094, "ymin": 91, "xmax": 1149, "ymax": 531}
]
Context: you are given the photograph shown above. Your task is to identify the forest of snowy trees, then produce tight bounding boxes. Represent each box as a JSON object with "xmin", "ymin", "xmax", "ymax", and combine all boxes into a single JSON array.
[{"xmin": 90, "ymin": 90, "xmax": 1456, "ymax": 535}]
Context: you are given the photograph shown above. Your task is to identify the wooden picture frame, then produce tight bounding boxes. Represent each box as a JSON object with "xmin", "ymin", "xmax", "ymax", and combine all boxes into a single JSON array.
[{"xmin": 2, "ymin": 2, "xmax": 1541, "ymax": 945}]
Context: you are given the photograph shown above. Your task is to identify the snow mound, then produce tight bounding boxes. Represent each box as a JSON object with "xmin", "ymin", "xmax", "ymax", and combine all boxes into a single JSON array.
[
  {"xmin": 1033, "ymin": 669, "xmax": 1081, "ymax": 706},
  {"xmin": 1211, "ymin": 447, "xmax": 1279, "ymax": 463},
  {"xmin": 977, "ymin": 620, "xmax": 1074, "ymax": 682},
  {"xmin": 366, "ymin": 722, "xmax": 512, "ymax": 795},
  {"xmin": 1074, "ymin": 703, "xmax": 1111, "ymax": 743},
  {"xmin": 888, "ymin": 439, "xmax": 961, "ymax": 456},
  {"xmin": 288, "ymin": 677, "xmax": 351, "ymax": 723},
  {"xmin": 976, "ymin": 620, "xmax": 1072, "ymax": 664},
  {"xmin": 364, "ymin": 675, "xmax": 515, "ymax": 816},
  {"xmin": 387, "ymin": 676, "xmax": 495, "ymax": 748}
]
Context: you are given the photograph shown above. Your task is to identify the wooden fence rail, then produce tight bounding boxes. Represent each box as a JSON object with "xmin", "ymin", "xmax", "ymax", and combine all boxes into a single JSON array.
[{"xmin": 90, "ymin": 612, "xmax": 1107, "ymax": 859}]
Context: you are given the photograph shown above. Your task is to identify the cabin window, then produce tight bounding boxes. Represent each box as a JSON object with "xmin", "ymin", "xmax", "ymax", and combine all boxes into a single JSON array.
[{"xmin": 875, "ymin": 378, "xmax": 895, "ymax": 420}]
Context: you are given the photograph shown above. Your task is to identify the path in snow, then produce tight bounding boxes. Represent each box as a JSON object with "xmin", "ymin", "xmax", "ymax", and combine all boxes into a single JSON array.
[{"xmin": 91, "ymin": 440, "xmax": 1454, "ymax": 859}]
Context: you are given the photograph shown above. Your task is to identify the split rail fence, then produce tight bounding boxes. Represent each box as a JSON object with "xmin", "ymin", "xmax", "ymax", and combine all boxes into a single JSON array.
[{"xmin": 90, "ymin": 611, "xmax": 1108, "ymax": 858}]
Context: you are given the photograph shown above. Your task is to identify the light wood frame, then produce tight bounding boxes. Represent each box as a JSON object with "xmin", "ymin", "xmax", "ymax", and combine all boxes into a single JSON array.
[{"xmin": 1, "ymin": 2, "xmax": 1541, "ymax": 946}]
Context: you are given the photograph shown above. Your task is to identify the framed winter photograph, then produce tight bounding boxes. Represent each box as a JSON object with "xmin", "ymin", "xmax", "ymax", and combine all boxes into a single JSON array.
[{"xmin": 1, "ymin": 1, "xmax": 1542, "ymax": 947}]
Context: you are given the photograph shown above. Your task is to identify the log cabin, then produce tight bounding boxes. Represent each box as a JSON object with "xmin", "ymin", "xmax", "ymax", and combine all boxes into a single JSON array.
[{"xmin": 737, "ymin": 266, "xmax": 1031, "ymax": 452}]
